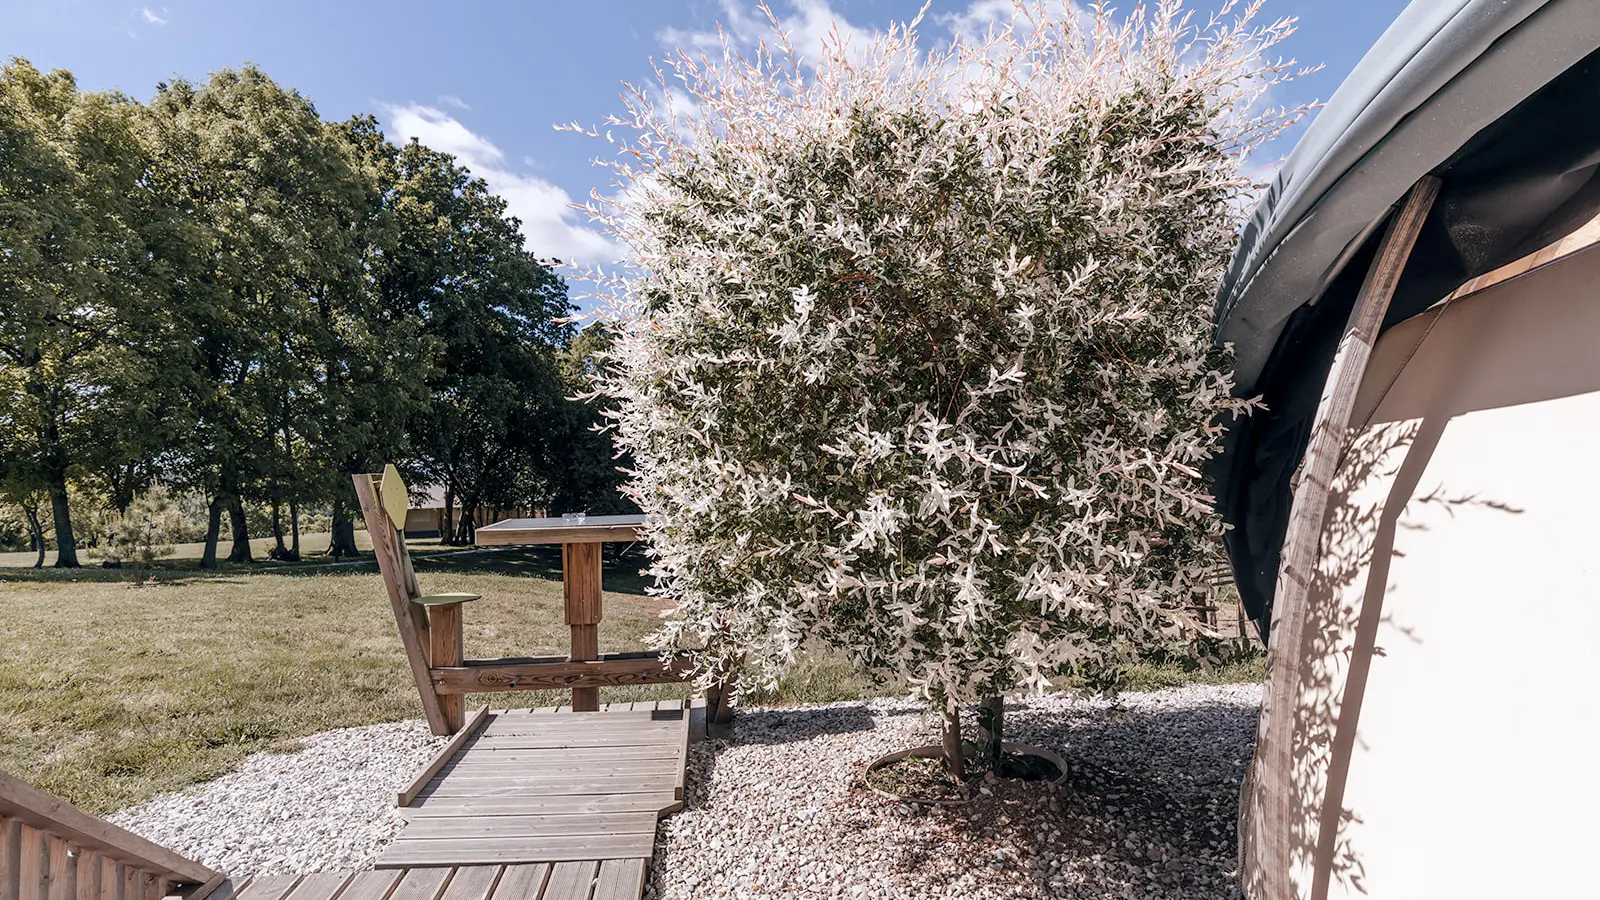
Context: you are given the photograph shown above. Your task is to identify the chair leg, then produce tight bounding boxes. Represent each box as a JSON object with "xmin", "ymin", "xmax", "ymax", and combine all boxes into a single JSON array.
[{"xmin": 428, "ymin": 603, "xmax": 465, "ymax": 733}]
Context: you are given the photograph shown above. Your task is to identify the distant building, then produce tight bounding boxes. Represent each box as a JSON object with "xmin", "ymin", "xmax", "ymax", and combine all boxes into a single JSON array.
[{"xmin": 403, "ymin": 485, "xmax": 537, "ymax": 538}]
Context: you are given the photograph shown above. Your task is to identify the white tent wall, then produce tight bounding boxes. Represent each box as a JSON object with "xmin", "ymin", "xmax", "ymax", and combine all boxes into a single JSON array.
[{"xmin": 1267, "ymin": 244, "xmax": 1600, "ymax": 899}]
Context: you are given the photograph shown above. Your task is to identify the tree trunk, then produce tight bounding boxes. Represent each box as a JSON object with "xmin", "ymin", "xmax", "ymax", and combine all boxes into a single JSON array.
[
  {"xmin": 289, "ymin": 497, "xmax": 301, "ymax": 557},
  {"xmin": 941, "ymin": 697, "xmax": 965, "ymax": 783},
  {"xmin": 227, "ymin": 494, "xmax": 252, "ymax": 562},
  {"xmin": 47, "ymin": 480, "xmax": 79, "ymax": 568},
  {"xmin": 109, "ymin": 470, "xmax": 133, "ymax": 516},
  {"xmin": 200, "ymin": 495, "xmax": 223, "ymax": 569},
  {"xmin": 268, "ymin": 498, "xmax": 299, "ymax": 561},
  {"xmin": 22, "ymin": 500, "xmax": 45, "ymax": 569},
  {"xmin": 329, "ymin": 495, "xmax": 359, "ymax": 560},
  {"xmin": 977, "ymin": 695, "xmax": 1004, "ymax": 770},
  {"xmin": 442, "ymin": 483, "xmax": 455, "ymax": 546}
]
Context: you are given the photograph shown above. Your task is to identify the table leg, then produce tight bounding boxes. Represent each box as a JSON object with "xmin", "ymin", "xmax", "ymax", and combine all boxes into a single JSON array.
[{"xmin": 563, "ymin": 541, "xmax": 604, "ymax": 711}]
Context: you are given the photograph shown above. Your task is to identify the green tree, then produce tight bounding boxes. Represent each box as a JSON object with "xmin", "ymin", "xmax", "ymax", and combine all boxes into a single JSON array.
[
  {"xmin": 591, "ymin": 3, "xmax": 1304, "ymax": 776},
  {"xmin": 84, "ymin": 482, "xmax": 185, "ymax": 582},
  {"xmin": 144, "ymin": 67, "xmax": 407, "ymax": 566},
  {"xmin": 0, "ymin": 59, "xmax": 156, "ymax": 567},
  {"xmin": 550, "ymin": 322, "xmax": 635, "ymax": 516},
  {"xmin": 366, "ymin": 139, "xmax": 573, "ymax": 544}
]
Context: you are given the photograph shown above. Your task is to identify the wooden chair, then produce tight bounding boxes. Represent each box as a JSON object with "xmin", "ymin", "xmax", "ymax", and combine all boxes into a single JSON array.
[
  {"xmin": 352, "ymin": 464, "xmax": 479, "ymax": 734},
  {"xmin": 353, "ymin": 465, "xmax": 723, "ymax": 736}
]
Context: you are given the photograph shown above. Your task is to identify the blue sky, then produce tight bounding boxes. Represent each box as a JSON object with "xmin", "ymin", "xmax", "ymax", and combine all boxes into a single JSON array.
[{"xmin": 6, "ymin": 0, "xmax": 1411, "ymax": 279}]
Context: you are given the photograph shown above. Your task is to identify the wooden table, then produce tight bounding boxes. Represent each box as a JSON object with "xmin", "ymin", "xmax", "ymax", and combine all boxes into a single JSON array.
[{"xmin": 474, "ymin": 515, "xmax": 648, "ymax": 711}]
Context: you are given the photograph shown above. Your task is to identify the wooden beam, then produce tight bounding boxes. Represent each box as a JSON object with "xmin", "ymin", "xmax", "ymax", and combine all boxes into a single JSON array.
[
  {"xmin": 1246, "ymin": 175, "xmax": 1441, "ymax": 900},
  {"xmin": 395, "ymin": 708, "xmax": 492, "ymax": 807},
  {"xmin": 430, "ymin": 654, "xmax": 693, "ymax": 694},
  {"xmin": 427, "ymin": 603, "xmax": 466, "ymax": 733},
  {"xmin": 352, "ymin": 473, "xmax": 450, "ymax": 735},
  {"xmin": 0, "ymin": 770, "xmax": 218, "ymax": 888},
  {"xmin": 563, "ymin": 542, "xmax": 604, "ymax": 712}
]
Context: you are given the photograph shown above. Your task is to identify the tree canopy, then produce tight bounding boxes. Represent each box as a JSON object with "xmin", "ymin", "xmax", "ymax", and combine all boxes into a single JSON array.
[
  {"xmin": 582, "ymin": 2, "xmax": 1304, "ymax": 770},
  {"xmin": 0, "ymin": 57, "xmax": 627, "ymax": 566}
]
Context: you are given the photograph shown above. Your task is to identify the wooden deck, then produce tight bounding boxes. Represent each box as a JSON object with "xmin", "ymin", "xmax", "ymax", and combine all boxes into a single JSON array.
[
  {"xmin": 206, "ymin": 863, "xmax": 642, "ymax": 900},
  {"xmin": 364, "ymin": 700, "xmax": 693, "ymax": 897}
]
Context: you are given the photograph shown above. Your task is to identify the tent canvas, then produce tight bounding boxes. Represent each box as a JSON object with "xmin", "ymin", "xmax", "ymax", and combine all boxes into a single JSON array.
[
  {"xmin": 1259, "ymin": 244, "xmax": 1600, "ymax": 899},
  {"xmin": 1214, "ymin": 0, "xmax": 1600, "ymax": 634},
  {"xmin": 1210, "ymin": 1, "xmax": 1600, "ymax": 897}
]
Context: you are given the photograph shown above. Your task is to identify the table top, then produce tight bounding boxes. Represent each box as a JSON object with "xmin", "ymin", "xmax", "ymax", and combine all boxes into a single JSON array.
[{"xmin": 474, "ymin": 514, "xmax": 650, "ymax": 547}]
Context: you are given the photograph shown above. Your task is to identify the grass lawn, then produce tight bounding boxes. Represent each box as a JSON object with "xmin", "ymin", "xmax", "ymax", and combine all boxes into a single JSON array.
[
  {"xmin": 0, "ymin": 547, "xmax": 1261, "ymax": 815},
  {"xmin": 0, "ymin": 529, "xmax": 444, "ymax": 569}
]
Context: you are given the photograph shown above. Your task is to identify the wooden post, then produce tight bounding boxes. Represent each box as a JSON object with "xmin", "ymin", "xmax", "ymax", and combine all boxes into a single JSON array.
[
  {"xmin": 352, "ymin": 474, "xmax": 451, "ymax": 735},
  {"xmin": 1245, "ymin": 176, "xmax": 1440, "ymax": 899},
  {"xmin": 563, "ymin": 541, "xmax": 604, "ymax": 712},
  {"xmin": 427, "ymin": 603, "xmax": 466, "ymax": 733}
]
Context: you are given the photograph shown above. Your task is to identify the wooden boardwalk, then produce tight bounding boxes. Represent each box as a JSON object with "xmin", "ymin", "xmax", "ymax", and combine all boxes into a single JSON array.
[
  {"xmin": 208, "ymin": 863, "xmax": 642, "ymax": 900},
  {"xmin": 346, "ymin": 699, "xmax": 695, "ymax": 898}
]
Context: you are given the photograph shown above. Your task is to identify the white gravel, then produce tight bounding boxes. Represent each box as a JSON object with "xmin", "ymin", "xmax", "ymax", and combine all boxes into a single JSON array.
[
  {"xmin": 651, "ymin": 683, "xmax": 1262, "ymax": 900},
  {"xmin": 107, "ymin": 684, "xmax": 1261, "ymax": 898},
  {"xmin": 107, "ymin": 721, "xmax": 447, "ymax": 875}
]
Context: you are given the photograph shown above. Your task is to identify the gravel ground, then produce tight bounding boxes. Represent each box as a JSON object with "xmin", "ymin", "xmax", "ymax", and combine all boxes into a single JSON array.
[
  {"xmin": 107, "ymin": 721, "xmax": 447, "ymax": 875},
  {"xmin": 107, "ymin": 684, "xmax": 1260, "ymax": 898},
  {"xmin": 651, "ymin": 684, "xmax": 1262, "ymax": 900}
]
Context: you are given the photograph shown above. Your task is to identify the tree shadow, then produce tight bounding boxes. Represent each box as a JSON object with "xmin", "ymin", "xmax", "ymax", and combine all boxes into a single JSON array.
[
  {"xmin": 716, "ymin": 704, "xmax": 879, "ymax": 745},
  {"xmin": 1247, "ymin": 392, "xmax": 1529, "ymax": 898},
  {"xmin": 0, "ymin": 546, "xmax": 657, "ymax": 594},
  {"xmin": 885, "ymin": 698, "xmax": 1261, "ymax": 898}
]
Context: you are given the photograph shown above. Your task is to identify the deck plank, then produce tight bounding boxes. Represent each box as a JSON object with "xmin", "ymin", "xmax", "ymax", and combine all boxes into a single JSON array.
[
  {"xmin": 592, "ymin": 860, "xmax": 647, "ymax": 900},
  {"xmin": 401, "ymin": 814, "xmax": 657, "ymax": 841},
  {"xmin": 417, "ymin": 776, "xmax": 677, "ymax": 799},
  {"xmin": 379, "ymin": 834, "xmax": 654, "ymax": 868},
  {"xmin": 282, "ymin": 873, "xmax": 349, "ymax": 900},
  {"xmin": 387, "ymin": 869, "xmax": 450, "ymax": 900},
  {"xmin": 483, "ymin": 713, "xmax": 676, "ymax": 728},
  {"xmin": 484, "ymin": 865, "xmax": 547, "ymax": 900},
  {"xmin": 538, "ymin": 862, "xmax": 598, "ymax": 900},
  {"xmin": 435, "ymin": 867, "xmax": 498, "ymax": 900},
  {"xmin": 234, "ymin": 875, "xmax": 299, "ymax": 900},
  {"xmin": 438, "ymin": 747, "xmax": 680, "ymax": 764},
  {"xmin": 433, "ymin": 761, "xmax": 679, "ymax": 780},
  {"xmin": 332, "ymin": 871, "xmax": 401, "ymax": 900},
  {"xmin": 409, "ymin": 794, "xmax": 680, "ymax": 818}
]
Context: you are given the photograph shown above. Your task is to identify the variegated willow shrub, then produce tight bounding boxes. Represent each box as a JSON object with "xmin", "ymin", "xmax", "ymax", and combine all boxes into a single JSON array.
[{"xmin": 574, "ymin": 1, "xmax": 1306, "ymax": 756}]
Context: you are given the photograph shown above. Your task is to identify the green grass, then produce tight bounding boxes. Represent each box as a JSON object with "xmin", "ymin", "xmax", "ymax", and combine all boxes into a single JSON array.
[
  {"xmin": 0, "ymin": 548, "xmax": 1262, "ymax": 815},
  {"xmin": 0, "ymin": 547, "xmax": 682, "ymax": 813},
  {"xmin": 0, "ymin": 529, "xmax": 458, "ymax": 569}
]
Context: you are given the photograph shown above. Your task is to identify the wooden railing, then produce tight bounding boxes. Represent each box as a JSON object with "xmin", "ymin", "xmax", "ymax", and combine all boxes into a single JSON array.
[{"xmin": 0, "ymin": 768, "xmax": 224, "ymax": 900}]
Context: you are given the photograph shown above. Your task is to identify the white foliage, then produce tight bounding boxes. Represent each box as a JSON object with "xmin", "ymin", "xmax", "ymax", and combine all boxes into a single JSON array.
[{"xmin": 569, "ymin": 0, "xmax": 1306, "ymax": 706}]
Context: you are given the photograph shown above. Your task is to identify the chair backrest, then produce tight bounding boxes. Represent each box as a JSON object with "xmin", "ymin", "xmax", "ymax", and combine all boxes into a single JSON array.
[{"xmin": 352, "ymin": 467, "xmax": 453, "ymax": 733}]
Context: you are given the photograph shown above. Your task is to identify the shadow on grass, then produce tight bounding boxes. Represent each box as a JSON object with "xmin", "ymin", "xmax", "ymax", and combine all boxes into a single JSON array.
[
  {"xmin": 0, "ymin": 546, "xmax": 656, "ymax": 595},
  {"xmin": 414, "ymin": 546, "xmax": 653, "ymax": 595}
]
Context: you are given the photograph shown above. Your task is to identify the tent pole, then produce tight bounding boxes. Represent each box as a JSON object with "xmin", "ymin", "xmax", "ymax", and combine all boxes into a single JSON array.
[{"xmin": 1244, "ymin": 175, "xmax": 1441, "ymax": 900}]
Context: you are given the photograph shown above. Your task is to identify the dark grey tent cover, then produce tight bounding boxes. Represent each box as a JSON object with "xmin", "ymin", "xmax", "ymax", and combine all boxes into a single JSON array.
[{"xmin": 1212, "ymin": 0, "xmax": 1600, "ymax": 635}]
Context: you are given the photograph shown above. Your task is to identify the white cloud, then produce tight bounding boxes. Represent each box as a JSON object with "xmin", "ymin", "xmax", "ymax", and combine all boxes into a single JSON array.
[
  {"xmin": 936, "ymin": 0, "xmax": 1015, "ymax": 39},
  {"xmin": 438, "ymin": 94, "xmax": 471, "ymax": 111},
  {"xmin": 658, "ymin": 0, "xmax": 877, "ymax": 69},
  {"xmin": 138, "ymin": 6, "xmax": 167, "ymax": 25},
  {"xmin": 384, "ymin": 104, "xmax": 617, "ymax": 266}
]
